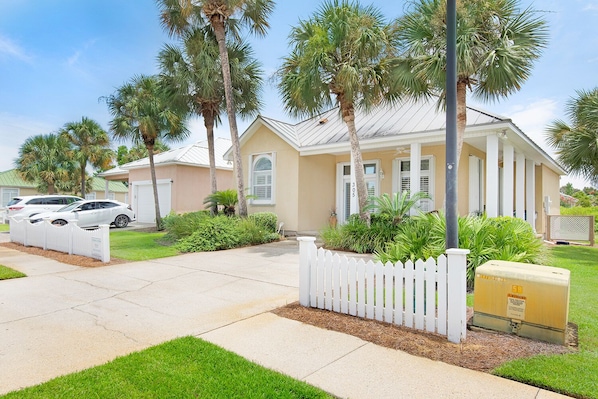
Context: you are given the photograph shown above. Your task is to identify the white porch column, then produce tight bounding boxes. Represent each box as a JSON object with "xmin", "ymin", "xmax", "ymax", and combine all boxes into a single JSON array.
[
  {"xmin": 104, "ymin": 180, "xmax": 109, "ymax": 200},
  {"xmin": 502, "ymin": 143, "xmax": 514, "ymax": 217},
  {"xmin": 350, "ymin": 153, "xmax": 358, "ymax": 215},
  {"xmin": 525, "ymin": 159, "xmax": 536, "ymax": 231},
  {"xmin": 515, "ymin": 152, "xmax": 525, "ymax": 219},
  {"xmin": 410, "ymin": 143, "xmax": 421, "ymax": 215},
  {"xmin": 485, "ymin": 134, "xmax": 499, "ymax": 217}
]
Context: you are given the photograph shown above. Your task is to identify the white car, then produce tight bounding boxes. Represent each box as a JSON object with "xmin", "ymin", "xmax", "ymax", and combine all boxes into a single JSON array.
[
  {"xmin": 7, "ymin": 195, "xmax": 83, "ymax": 220},
  {"xmin": 30, "ymin": 200, "xmax": 136, "ymax": 228}
]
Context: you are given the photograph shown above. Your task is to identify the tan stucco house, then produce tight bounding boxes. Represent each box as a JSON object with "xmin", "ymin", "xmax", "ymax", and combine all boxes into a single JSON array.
[
  {"xmin": 228, "ymin": 98, "xmax": 565, "ymax": 236},
  {"xmin": 100, "ymin": 138, "xmax": 234, "ymax": 224}
]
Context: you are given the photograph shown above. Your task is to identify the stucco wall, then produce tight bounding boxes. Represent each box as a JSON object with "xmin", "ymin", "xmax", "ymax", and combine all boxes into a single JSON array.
[
  {"xmin": 297, "ymin": 154, "xmax": 336, "ymax": 231},
  {"xmin": 535, "ymin": 164, "xmax": 561, "ymax": 235},
  {"xmin": 242, "ymin": 125, "xmax": 301, "ymax": 230},
  {"xmin": 128, "ymin": 164, "xmax": 233, "ymax": 214}
]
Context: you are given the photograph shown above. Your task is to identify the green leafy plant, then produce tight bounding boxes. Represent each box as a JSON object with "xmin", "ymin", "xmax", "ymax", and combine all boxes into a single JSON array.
[
  {"xmin": 321, "ymin": 213, "xmax": 401, "ymax": 254},
  {"xmin": 363, "ymin": 191, "xmax": 430, "ymax": 225},
  {"xmin": 376, "ymin": 214, "xmax": 544, "ymax": 288},
  {"xmin": 203, "ymin": 189, "xmax": 239, "ymax": 216},
  {"xmin": 162, "ymin": 210, "xmax": 210, "ymax": 240},
  {"xmin": 248, "ymin": 212, "xmax": 278, "ymax": 233},
  {"xmin": 176, "ymin": 215, "xmax": 241, "ymax": 252}
]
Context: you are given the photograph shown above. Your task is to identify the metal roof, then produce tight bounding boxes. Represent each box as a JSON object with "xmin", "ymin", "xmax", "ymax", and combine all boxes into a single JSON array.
[
  {"xmin": 0, "ymin": 169, "xmax": 128, "ymax": 192},
  {"xmin": 121, "ymin": 137, "xmax": 233, "ymax": 170}
]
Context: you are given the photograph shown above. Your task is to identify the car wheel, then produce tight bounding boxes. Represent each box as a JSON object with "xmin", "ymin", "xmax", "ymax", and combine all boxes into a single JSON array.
[
  {"xmin": 114, "ymin": 214, "xmax": 129, "ymax": 228},
  {"xmin": 52, "ymin": 219, "xmax": 68, "ymax": 226}
]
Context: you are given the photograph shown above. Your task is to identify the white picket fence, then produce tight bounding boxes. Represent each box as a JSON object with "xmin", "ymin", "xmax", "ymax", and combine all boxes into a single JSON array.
[
  {"xmin": 297, "ymin": 237, "xmax": 469, "ymax": 343},
  {"xmin": 9, "ymin": 217, "xmax": 110, "ymax": 262}
]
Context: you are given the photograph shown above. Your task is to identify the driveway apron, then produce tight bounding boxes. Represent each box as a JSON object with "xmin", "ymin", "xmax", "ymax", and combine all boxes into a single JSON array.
[{"xmin": 0, "ymin": 240, "xmax": 299, "ymax": 394}]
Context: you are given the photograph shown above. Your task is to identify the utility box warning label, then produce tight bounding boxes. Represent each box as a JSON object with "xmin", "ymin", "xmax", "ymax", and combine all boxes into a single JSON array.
[{"xmin": 507, "ymin": 293, "xmax": 526, "ymax": 320}]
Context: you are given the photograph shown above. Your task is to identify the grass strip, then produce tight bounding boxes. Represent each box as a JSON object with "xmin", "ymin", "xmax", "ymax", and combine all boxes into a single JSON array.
[
  {"xmin": 1, "ymin": 336, "xmax": 332, "ymax": 399},
  {"xmin": 110, "ymin": 231, "xmax": 179, "ymax": 261},
  {"xmin": 0, "ymin": 265, "xmax": 26, "ymax": 280},
  {"xmin": 0, "ymin": 224, "xmax": 9, "ymax": 232},
  {"xmin": 492, "ymin": 245, "xmax": 598, "ymax": 399}
]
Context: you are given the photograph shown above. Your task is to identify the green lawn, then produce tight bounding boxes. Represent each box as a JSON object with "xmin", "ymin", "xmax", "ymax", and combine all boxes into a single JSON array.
[
  {"xmin": 110, "ymin": 230, "xmax": 180, "ymax": 261},
  {"xmin": 0, "ymin": 223, "xmax": 9, "ymax": 232},
  {"xmin": 0, "ymin": 337, "xmax": 332, "ymax": 399},
  {"xmin": 0, "ymin": 265, "xmax": 26, "ymax": 280},
  {"xmin": 492, "ymin": 245, "xmax": 598, "ymax": 399}
]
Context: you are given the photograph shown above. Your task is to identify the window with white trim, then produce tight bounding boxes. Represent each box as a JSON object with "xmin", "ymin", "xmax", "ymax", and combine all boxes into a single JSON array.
[
  {"xmin": 1, "ymin": 188, "xmax": 19, "ymax": 208},
  {"xmin": 250, "ymin": 153, "xmax": 275, "ymax": 204},
  {"xmin": 108, "ymin": 192, "xmax": 116, "ymax": 200},
  {"xmin": 85, "ymin": 192, "xmax": 96, "ymax": 200},
  {"xmin": 396, "ymin": 156, "xmax": 435, "ymax": 212}
]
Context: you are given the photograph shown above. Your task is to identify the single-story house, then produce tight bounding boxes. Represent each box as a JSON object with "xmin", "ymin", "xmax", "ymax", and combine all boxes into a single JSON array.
[
  {"xmin": 0, "ymin": 168, "xmax": 129, "ymax": 209},
  {"xmin": 227, "ymin": 98, "xmax": 565, "ymax": 237},
  {"xmin": 100, "ymin": 138, "xmax": 234, "ymax": 224}
]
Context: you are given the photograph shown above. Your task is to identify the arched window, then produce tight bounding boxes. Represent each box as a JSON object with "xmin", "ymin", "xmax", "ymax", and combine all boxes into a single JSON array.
[{"xmin": 251, "ymin": 153, "xmax": 275, "ymax": 203}]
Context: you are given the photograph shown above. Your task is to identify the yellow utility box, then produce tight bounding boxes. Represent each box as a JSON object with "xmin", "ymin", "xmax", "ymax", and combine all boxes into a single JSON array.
[{"xmin": 472, "ymin": 260, "xmax": 570, "ymax": 345}]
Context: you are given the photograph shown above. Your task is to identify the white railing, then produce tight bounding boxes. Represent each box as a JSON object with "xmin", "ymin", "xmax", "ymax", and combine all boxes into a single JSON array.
[
  {"xmin": 297, "ymin": 237, "xmax": 469, "ymax": 343},
  {"xmin": 9, "ymin": 217, "xmax": 110, "ymax": 262}
]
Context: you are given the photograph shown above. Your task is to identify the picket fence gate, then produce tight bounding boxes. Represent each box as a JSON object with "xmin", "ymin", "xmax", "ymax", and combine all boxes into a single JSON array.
[
  {"xmin": 297, "ymin": 237, "xmax": 469, "ymax": 343},
  {"xmin": 9, "ymin": 217, "xmax": 110, "ymax": 262}
]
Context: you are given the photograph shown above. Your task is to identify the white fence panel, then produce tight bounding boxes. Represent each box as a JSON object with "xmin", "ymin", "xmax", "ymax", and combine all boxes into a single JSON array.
[
  {"xmin": 9, "ymin": 217, "xmax": 110, "ymax": 262},
  {"xmin": 297, "ymin": 237, "xmax": 469, "ymax": 343}
]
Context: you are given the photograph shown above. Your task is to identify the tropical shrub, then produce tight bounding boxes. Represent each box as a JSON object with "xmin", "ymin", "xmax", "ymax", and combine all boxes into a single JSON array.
[
  {"xmin": 321, "ymin": 213, "xmax": 401, "ymax": 254},
  {"xmin": 376, "ymin": 214, "xmax": 544, "ymax": 289},
  {"xmin": 248, "ymin": 212, "xmax": 278, "ymax": 233},
  {"xmin": 363, "ymin": 191, "xmax": 430, "ymax": 225},
  {"xmin": 174, "ymin": 214, "xmax": 280, "ymax": 252},
  {"xmin": 203, "ymin": 189, "xmax": 238, "ymax": 216},
  {"xmin": 162, "ymin": 211, "xmax": 210, "ymax": 240}
]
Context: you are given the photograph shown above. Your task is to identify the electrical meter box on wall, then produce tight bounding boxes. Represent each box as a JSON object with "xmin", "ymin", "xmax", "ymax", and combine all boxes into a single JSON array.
[{"xmin": 472, "ymin": 260, "xmax": 570, "ymax": 345}]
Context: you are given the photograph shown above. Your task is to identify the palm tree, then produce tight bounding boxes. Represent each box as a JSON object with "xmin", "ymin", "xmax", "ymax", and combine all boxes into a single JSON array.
[
  {"xmin": 15, "ymin": 133, "xmax": 75, "ymax": 194},
  {"xmin": 546, "ymin": 88, "xmax": 598, "ymax": 186},
  {"xmin": 278, "ymin": 0, "xmax": 400, "ymax": 217},
  {"xmin": 104, "ymin": 75, "xmax": 190, "ymax": 230},
  {"xmin": 59, "ymin": 117, "xmax": 113, "ymax": 196},
  {"xmin": 116, "ymin": 141, "xmax": 171, "ymax": 165},
  {"xmin": 363, "ymin": 191, "xmax": 431, "ymax": 226},
  {"xmin": 394, "ymin": 0, "xmax": 548, "ymax": 163},
  {"xmin": 158, "ymin": 27, "xmax": 262, "ymax": 213},
  {"xmin": 157, "ymin": 0, "xmax": 274, "ymax": 217}
]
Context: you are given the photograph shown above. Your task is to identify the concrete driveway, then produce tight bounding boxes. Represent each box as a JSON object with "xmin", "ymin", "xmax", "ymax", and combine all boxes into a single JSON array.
[{"xmin": 0, "ymin": 239, "xmax": 300, "ymax": 394}]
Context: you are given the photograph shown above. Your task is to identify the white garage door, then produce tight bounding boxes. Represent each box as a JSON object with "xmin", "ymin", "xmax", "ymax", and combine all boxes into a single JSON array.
[{"xmin": 133, "ymin": 180, "xmax": 172, "ymax": 224}]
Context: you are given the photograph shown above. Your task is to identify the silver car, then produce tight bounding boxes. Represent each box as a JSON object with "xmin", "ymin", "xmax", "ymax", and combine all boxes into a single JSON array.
[
  {"xmin": 31, "ymin": 200, "xmax": 136, "ymax": 228},
  {"xmin": 7, "ymin": 195, "xmax": 83, "ymax": 219}
]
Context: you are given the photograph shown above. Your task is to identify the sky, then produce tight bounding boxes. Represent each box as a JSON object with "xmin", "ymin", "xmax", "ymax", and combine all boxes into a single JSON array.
[{"xmin": 1, "ymin": 0, "xmax": 597, "ymax": 189}]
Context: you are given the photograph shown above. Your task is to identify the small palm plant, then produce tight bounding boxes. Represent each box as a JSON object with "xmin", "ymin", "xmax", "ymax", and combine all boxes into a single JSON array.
[
  {"xmin": 203, "ymin": 189, "xmax": 238, "ymax": 216},
  {"xmin": 364, "ymin": 191, "xmax": 431, "ymax": 225}
]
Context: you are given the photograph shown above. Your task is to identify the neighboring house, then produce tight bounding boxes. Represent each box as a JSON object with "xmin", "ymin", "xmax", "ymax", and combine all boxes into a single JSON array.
[
  {"xmin": 0, "ymin": 169, "xmax": 129, "ymax": 207},
  {"xmin": 560, "ymin": 193, "xmax": 578, "ymax": 208},
  {"xmin": 227, "ymin": 98, "xmax": 565, "ymax": 236},
  {"xmin": 100, "ymin": 138, "xmax": 234, "ymax": 224}
]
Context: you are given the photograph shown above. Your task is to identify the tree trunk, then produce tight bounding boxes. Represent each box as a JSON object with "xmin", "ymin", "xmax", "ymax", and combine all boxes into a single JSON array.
[
  {"xmin": 80, "ymin": 163, "xmax": 86, "ymax": 197},
  {"xmin": 203, "ymin": 108, "xmax": 218, "ymax": 215},
  {"xmin": 339, "ymin": 96, "xmax": 369, "ymax": 219},
  {"xmin": 147, "ymin": 146, "xmax": 163, "ymax": 231},
  {"xmin": 211, "ymin": 17, "xmax": 247, "ymax": 217},
  {"xmin": 456, "ymin": 79, "xmax": 468, "ymax": 170}
]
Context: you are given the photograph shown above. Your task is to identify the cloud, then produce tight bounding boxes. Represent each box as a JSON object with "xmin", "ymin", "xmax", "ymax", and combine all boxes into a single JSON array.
[
  {"xmin": 0, "ymin": 113, "xmax": 56, "ymax": 172},
  {"xmin": 0, "ymin": 35, "xmax": 32, "ymax": 62},
  {"xmin": 501, "ymin": 98, "xmax": 560, "ymax": 155}
]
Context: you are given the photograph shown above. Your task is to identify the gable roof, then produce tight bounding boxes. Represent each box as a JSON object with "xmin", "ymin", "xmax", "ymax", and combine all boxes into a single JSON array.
[
  {"xmin": 0, "ymin": 169, "xmax": 128, "ymax": 193},
  {"xmin": 120, "ymin": 137, "xmax": 233, "ymax": 171}
]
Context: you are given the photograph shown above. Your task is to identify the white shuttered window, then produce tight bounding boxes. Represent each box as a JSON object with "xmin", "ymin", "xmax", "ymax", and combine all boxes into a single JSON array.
[
  {"xmin": 250, "ymin": 153, "xmax": 275, "ymax": 204},
  {"xmin": 396, "ymin": 157, "xmax": 435, "ymax": 212}
]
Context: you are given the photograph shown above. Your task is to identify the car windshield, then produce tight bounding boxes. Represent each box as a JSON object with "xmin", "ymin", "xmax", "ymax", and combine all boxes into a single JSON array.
[{"xmin": 56, "ymin": 201, "xmax": 83, "ymax": 212}]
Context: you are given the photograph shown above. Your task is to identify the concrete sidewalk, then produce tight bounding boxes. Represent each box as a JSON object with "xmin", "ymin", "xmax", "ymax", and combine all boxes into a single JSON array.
[{"xmin": 0, "ymin": 236, "xmax": 570, "ymax": 398}]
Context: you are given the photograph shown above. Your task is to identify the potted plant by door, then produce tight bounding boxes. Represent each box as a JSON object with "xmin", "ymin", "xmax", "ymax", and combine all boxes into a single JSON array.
[{"xmin": 329, "ymin": 208, "xmax": 337, "ymax": 228}]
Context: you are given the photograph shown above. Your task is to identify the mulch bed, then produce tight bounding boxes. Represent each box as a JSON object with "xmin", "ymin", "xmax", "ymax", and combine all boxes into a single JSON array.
[
  {"xmin": 0, "ymin": 241, "xmax": 126, "ymax": 268},
  {"xmin": 272, "ymin": 302, "xmax": 575, "ymax": 372}
]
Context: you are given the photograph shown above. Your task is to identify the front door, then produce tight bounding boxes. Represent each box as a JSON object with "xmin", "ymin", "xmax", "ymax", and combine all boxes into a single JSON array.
[{"xmin": 337, "ymin": 161, "xmax": 379, "ymax": 223}]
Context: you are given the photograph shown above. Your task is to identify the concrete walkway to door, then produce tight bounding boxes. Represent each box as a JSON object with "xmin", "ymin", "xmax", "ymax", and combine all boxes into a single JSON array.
[{"xmin": 0, "ymin": 233, "xmax": 569, "ymax": 398}]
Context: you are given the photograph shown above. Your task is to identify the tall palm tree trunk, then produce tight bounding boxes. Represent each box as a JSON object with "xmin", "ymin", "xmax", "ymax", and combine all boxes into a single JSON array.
[
  {"xmin": 80, "ymin": 164, "xmax": 87, "ymax": 197},
  {"xmin": 340, "ymin": 98, "xmax": 368, "ymax": 218},
  {"xmin": 203, "ymin": 108, "xmax": 218, "ymax": 214},
  {"xmin": 147, "ymin": 147, "xmax": 163, "ymax": 230},
  {"xmin": 456, "ymin": 79, "xmax": 468, "ymax": 169},
  {"xmin": 211, "ymin": 17, "xmax": 247, "ymax": 217}
]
